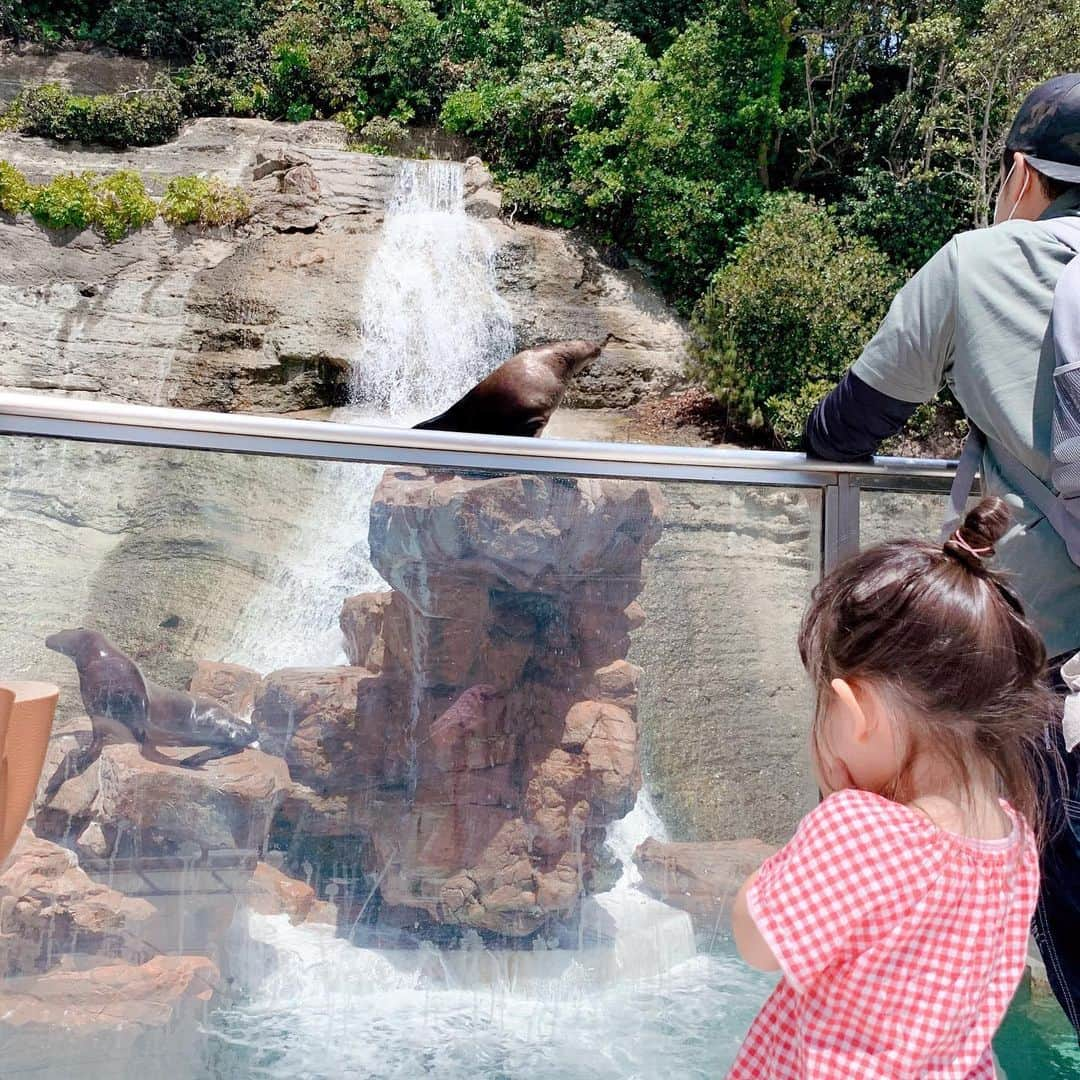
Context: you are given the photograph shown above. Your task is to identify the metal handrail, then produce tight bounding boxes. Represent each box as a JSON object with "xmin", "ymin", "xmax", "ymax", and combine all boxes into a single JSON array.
[{"xmin": 0, "ymin": 391, "xmax": 959, "ymax": 489}]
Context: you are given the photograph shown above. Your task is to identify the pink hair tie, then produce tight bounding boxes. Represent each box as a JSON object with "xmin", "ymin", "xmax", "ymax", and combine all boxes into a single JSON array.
[{"xmin": 950, "ymin": 530, "xmax": 993, "ymax": 559}]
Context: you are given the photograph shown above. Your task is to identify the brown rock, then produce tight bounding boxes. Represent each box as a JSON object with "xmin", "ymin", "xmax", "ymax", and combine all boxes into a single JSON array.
[
  {"xmin": 427, "ymin": 685, "xmax": 515, "ymax": 773},
  {"xmin": 0, "ymin": 830, "xmax": 154, "ymax": 975},
  {"xmin": 633, "ymin": 837, "xmax": 778, "ymax": 932},
  {"xmin": 585, "ymin": 660, "xmax": 641, "ymax": 706},
  {"xmin": 282, "ymin": 163, "xmax": 321, "ymax": 199},
  {"xmin": 340, "ymin": 591, "xmax": 394, "ymax": 671},
  {"xmin": 247, "ymin": 860, "xmax": 339, "ymax": 926},
  {"xmin": 369, "ymin": 472, "xmax": 663, "ymax": 609},
  {"xmin": 574, "ymin": 702, "xmax": 640, "ymax": 818},
  {"xmin": 253, "ymin": 666, "xmax": 407, "ymax": 790},
  {"xmin": 94, "ymin": 744, "xmax": 291, "ymax": 853},
  {"xmin": 189, "ymin": 661, "xmax": 262, "ymax": 716},
  {"xmin": 0, "ymin": 955, "xmax": 218, "ymax": 1073},
  {"xmin": 523, "ymin": 749, "xmax": 589, "ymax": 857},
  {"xmin": 253, "ymin": 144, "xmax": 312, "ymax": 180}
]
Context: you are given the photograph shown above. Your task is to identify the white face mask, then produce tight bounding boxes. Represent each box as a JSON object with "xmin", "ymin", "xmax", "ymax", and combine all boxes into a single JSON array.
[{"xmin": 994, "ymin": 159, "xmax": 1031, "ymax": 225}]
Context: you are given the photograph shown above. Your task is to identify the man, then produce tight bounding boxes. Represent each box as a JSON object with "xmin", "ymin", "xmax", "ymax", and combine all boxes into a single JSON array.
[{"xmin": 805, "ymin": 73, "xmax": 1080, "ymax": 1035}]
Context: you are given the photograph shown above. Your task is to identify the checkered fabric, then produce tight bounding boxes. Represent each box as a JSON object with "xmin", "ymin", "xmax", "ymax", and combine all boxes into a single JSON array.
[{"xmin": 728, "ymin": 788, "xmax": 1039, "ymax": 1079}]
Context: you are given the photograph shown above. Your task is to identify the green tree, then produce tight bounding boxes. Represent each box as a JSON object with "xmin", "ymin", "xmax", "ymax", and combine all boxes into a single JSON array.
[
  {"xmin": 688, "ymin": 194, "xmax": 902, "ymax": 445},
  {"xmin": 921, "ymin": 0, "xmax": 1080, "ymax": 225}
]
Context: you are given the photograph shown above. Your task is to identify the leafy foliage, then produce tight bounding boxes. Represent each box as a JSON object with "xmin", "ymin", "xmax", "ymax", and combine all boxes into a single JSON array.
[
  {"xmin": 8, "ymin": 81, "xmax": 182, "ymax": 147},
  {"xmin": 0, "ymin": 161, "xmax": 36, "ymax": 215},
  {"xmin": 29, "ymin": 172, "xmax": 102, "ymax": 231},
  {"xmin": 7, "ymin": 0, "xmax": 1080, "ymax": 451},
  {"xmin": 27, "ymin": 168, "xmax": 157, "ymax": 239},
  {"xmin": 0, "ymin": 160, "xmax": 245, "ymax": 238},
  {"xmin": 687, "ymin": 195, "xmax": 902, "ymax": 445},
  {"xmin": 160, "ymin": 175, "xmax": 251, "ymax": 227},
  {"xmin": 92, "ymin": 169, "xmax": 157, "ymax": 240}
]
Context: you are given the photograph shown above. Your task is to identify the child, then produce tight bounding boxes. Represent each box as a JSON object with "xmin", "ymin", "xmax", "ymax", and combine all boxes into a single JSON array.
[{"xmin": 728, "ymin": 496, "xmax": 1054, "ymax": 1079}]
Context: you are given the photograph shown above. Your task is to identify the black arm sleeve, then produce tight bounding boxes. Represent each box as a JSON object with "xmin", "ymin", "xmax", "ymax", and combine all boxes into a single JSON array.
[{"xmin": 803, "ymin": 370, "xmax": 919, "ymax": 463}]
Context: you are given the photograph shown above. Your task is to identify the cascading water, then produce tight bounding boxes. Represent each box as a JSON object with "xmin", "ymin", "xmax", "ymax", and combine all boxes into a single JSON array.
[
  {"xmin": 207, "ymin": 789, "xmax": 775, "ymax": 1078},
  {"xmin": 223, "ymin": 161, "xmax": 514, "ymax": 673},
  {"xmin": 205, "ymin": 160, "xmax": 775, "ymax": 1078}
]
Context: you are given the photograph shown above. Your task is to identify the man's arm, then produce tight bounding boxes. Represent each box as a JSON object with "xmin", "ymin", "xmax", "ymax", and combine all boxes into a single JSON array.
[
  {"xmin": 804, "ymin": 370, "xmax": 919, "ymax": 461},
  {"xmin": 805, "ymin": 237, "xmax": 959, "ymax": 460}
]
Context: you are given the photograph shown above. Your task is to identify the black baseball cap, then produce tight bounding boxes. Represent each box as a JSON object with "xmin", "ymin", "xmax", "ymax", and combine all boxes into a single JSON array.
[{"xmin": 1006, "ymin": 73, "xmax": 1080, "ymax": 183}]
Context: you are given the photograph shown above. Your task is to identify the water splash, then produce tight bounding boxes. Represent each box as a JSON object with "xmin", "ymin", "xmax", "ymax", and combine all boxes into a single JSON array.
[
  {"xmin": 204, "ymin": 791, "xmax": 760, "ymax": 1078},
  {"xmin": 224, "ymin": 161, "xmax": 513, "ymax": 672}
]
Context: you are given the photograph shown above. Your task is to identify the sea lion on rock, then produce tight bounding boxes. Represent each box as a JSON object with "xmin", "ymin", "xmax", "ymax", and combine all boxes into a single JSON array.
[
  {"xmin": 413, "ymin": 338, "xmax": 606, "ymax": 437},
  {"xmin": 43, "ymin": 628, "xmax": 258, "ymax": 797}
]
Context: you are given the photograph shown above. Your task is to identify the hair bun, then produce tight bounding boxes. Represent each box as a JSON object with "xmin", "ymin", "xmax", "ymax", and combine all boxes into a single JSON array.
[{"xmin": 944, "ymin": 496, "xmax": 1011, "ymax": 570}]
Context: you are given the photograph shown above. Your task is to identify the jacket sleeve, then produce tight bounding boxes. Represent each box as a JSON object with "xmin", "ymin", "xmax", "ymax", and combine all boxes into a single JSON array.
[{"xmin": 804, "ymin": 369, "xmax": 919, "ymax": 462}]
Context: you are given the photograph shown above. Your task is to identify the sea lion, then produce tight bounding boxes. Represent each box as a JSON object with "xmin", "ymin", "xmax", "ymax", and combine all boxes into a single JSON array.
[
  {"xmin": 44, "ymin": 628, "xmax": 258, "ymax": 796},
  {"xmin": 413, "ymin": 338, "xmax": 606, "ymax": 437}
]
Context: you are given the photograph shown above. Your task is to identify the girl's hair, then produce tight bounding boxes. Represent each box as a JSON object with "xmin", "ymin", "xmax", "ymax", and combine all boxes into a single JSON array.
[{"xmin": 798, "ymin": 496, "xmax": 1057, "ymax": 836}]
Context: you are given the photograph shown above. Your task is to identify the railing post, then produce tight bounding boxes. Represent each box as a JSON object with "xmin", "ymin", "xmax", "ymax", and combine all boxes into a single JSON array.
[{"xmin": 822, "ymin": 472, "xmax": 861, "ymax": 574}]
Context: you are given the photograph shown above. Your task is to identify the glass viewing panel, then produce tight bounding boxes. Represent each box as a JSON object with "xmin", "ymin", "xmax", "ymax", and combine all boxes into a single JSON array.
[
  {"xmin": 0, "ymin": 433, "xmax": 1069, "ymax": 1077},
  {"xmin": 0, "ymin": 433, "xmax": 821, "ymax": 1079}
]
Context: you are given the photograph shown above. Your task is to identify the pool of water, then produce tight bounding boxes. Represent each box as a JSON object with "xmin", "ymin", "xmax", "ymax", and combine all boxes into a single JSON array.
[
  {"xmin": 996, "ymin": 981, "xmax": 1080, "ymax": 1079},
  {"xmin": 202, "ymin": 914, "xmax": 775, "ymax": 1079},
  {"xmin": 201, "ymin": 911, "xmax": 1077, "ymax": 1080}
]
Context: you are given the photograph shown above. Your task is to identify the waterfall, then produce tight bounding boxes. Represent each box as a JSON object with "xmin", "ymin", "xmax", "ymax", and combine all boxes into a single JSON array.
[{"xmin": 224, "ymin": 161, "xmax": 514, "ymax": 673}]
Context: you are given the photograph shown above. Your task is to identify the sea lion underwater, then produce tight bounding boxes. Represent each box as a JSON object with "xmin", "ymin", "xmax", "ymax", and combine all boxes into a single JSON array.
[
  {"xmin": 413, "ymin": 338, "xmax": 607, "ymax": 437},
  {"xmin": 44, "ymin": 628, "xmax": 258, "ymax": 796}
]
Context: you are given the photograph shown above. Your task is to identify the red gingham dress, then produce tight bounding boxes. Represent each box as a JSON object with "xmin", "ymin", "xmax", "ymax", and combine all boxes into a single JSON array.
[{"xmin": 728, "ymin": 788, "xmax": 1039, "ymax": 1079}]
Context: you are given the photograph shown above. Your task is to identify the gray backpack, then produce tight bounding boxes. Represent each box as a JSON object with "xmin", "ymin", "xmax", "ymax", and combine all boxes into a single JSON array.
[{"xmin": 949, "ymin": 218, "xmax": 1080, "ymax": 562}]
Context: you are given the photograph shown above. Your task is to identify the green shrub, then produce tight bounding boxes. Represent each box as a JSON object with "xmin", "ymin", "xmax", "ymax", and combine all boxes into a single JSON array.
[
  {"xmin": 838, "ymin": 168, "xmax": 972, "ymax": 273},
  {"xmin": 29, "ymin": 172, "xmax": 100, "ymax": 231},
  {"xmin": 93, "ymin": 170, "xmax": 157, "ymax": 240},
  {"xmin": 0, "ymin": 161, "xmax": 35, "ymax": 215},
  {"xmin": 356, "ymin": 116, "xmax": 409, "ymax": 154},
  {"xmin": 91, "ymin": 0, "xmax": 265, "ymax": 59},
  {"xmin": 13, "ymin": 81, "xmax": 182, "ymax": 148},
  {"xmin": 687, "ymin": 195, "xmax": 903, "ymax": 446},
  {"xmin": 160, "ymin": 175, "xmax": 251, "ymax": 227},
  {"xmin": 28, "ymin": 169, "xmax": 157, "ymax": 239}
]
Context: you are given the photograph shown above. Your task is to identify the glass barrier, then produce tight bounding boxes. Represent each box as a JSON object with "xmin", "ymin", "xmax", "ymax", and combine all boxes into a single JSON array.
[{"xmin": 0, "ymin": 413, "xmax": 1071, "ymax": 1078}]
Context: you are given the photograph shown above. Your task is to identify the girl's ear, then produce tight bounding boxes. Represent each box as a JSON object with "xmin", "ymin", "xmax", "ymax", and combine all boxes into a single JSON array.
[{"xmin": 829, "ymin": 677, "xmax": 874, "ymax": 742}]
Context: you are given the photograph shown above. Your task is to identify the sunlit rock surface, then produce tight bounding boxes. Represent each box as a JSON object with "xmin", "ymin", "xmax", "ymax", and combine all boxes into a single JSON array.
[
  {"xmin": 0, "ymin": 829, "xmax": 154, "ymax": 974},
  {"xmin": 0, "ymin": 118, "xmax": 686, "ymax": 413},
  {"xmin": 0, "ymin": 954, "xmax": 218, "ymax": 1080},
  {"xmin": 39, "ymin": 743, "xmax": 290, "ymax": 855}
]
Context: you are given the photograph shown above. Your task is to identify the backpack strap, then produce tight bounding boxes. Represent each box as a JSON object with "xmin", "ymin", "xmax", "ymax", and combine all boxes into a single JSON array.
[
  {"xmin": 947, "ymin": 426, "xmax": 983, "ymax": 532},
  {"xmin": 946, "ymin": 215, "xmax": 1080, "ymax": 539}
]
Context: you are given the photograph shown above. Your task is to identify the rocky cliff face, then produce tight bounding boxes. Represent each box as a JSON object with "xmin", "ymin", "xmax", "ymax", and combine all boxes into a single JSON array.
[{"xmin": 0, "ymin": 117, "xmax": 686, "ymax": 412}]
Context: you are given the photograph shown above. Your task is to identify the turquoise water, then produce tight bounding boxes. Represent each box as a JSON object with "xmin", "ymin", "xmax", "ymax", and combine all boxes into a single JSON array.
[{"xmin": 996, "ymin": 982, "xmax": 1080, "ymax": 1079}]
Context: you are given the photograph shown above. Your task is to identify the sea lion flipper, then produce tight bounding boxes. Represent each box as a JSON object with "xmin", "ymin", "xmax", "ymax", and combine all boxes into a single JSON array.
[
  {"xmin": 175, "ymin": 745, "xmax": 236, "ymax": 768},
  {"xmin": 43, "ymin": 733, "xmax": 104, "ymax": 800}
]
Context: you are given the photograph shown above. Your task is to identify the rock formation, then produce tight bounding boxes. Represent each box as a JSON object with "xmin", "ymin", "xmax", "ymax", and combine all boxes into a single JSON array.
[
  {"xmin": 0, "ymin": 829, "xmax": 155, "ymax": 975},
  {"xmin": 255, "ymin": 467, "xmax": 664, "ymax": 937},
  {"xmin": 0, "ymin": 118, "xmax": 686, "ymax": 414},
  {"xmin": 633, "ymin": 836, "xmax": 777, "ymax": 934}
]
